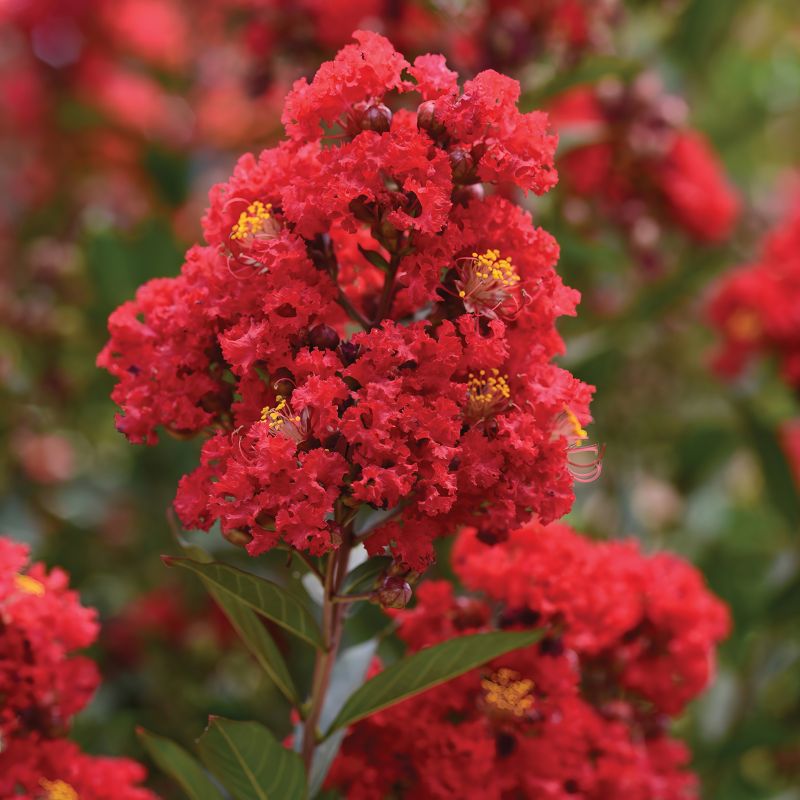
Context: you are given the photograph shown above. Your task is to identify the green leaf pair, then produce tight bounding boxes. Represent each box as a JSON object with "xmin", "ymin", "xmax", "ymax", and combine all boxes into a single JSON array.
[{"xmin": 140, "ymin": 719, "xmax": 305, "ymax": 800}]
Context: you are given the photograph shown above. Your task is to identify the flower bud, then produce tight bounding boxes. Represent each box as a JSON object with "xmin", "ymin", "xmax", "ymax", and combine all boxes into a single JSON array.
[
  {"xmin": 309, "ymin": 323, "xmax": 340, "ymax": 351},
  {"xmin": 453, "ymin": 183, "xmax": 485, "ymax": 207},
  {"xmin": 375, "ymin": 576, "xmax": 412, "ymax": 609},
  {"xmin": 361, "ymin": 103, "xmax": 392, "ymax": 133},
  {"xmin": 449, "ymin": 148, "xmax": 475, "ymax": 183},
  {"xmin": 349, "ymin": 196, "xmax": 376, "ymax": 223},
  {"xmin": 338, "ymin": 341, "xmax": 361, "ymax": 366},
  {"xmin": 416, "ymin": 100, "xmax": 444, "ymax": 136},
  {"xmin": 271, "ymin": 367, "xmax": 295, "ymax": 397},
  {"xmin": 326, "ymin": 521, "xmax": 344, "ymax": 548},
  {"xmin": 222, "ymin": 527, "xmax": 254, "ymax": 548}
]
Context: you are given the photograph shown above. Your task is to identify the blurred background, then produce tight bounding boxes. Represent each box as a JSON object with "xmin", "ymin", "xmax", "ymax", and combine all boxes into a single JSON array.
[{"xmin": 1, "ymin": 1, "xmax": 799, "ymax": 797}]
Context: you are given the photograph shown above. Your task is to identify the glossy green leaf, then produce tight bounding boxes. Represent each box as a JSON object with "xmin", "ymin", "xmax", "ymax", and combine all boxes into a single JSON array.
[
  {"xmin": 357, "ymin": 245, "xmax": 390, "ymax": 271},
  {"xmin": 204, "ymin": 581, "xmax": 299, "ymax": 706},
  {"xmin": 198, "ymin": 718, "xmax": 306, "ymax": 800},
  {"xmin": 341, "ymin": 556, "xmax": 392, "ymax": 596},
  {"xmin": 325, "ymin": 629, "xmax": 542, "ymax": 734},
  {"xmin": 137, "ymin": 729, "xmax": 225, "ymax": 800},
  {"xmin": 165, "ymin": 557, "xmax": 323, "ymax": 648}
]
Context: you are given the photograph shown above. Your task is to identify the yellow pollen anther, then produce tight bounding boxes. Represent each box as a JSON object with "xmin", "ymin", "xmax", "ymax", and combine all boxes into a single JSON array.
[
  {"xmin": 15, "ymin": 574, "xmax": 45, "ymax": 596},
  {"xmin": 466, "ymin": 368, "xmax": 511, "ymax": 421},
  {"xmin": 40, "ymin": 780, "xmax": 79, "ymax": 800},
  {"xmin": 481, "ymin": 668, "xmax": 535, "ymax": 717},
  {"xmin": 454, "ymin": 248, "xmax": 521, "ymax": 319},
  {"xmin": 727, "ymin": 309, "xmax": 760, "ymax": 342},
  {"xmin": 564, "ymin": 406, "xmax": 588, "ymax": 442},
  {"xmin": 261, "ymin": 395, "xmax": 288, "ymax": 431},
  {"xmin": 231, "ymin": 201, "xmax": 273, "ymax": 241}
]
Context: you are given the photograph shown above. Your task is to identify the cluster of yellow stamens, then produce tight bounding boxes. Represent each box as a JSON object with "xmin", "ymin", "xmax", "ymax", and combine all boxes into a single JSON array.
[
  {"xmin": 455, "ymin": 248, "xmax": 521, "ymax": 319},
  {"xmin": 230, "ymin": 200, "xmax": 273, "ymax": 241},
  {"xmin": 563, "ymin": 405, "xmax": 588, "ymax": 442},
  {"xmin": 466, "ymin": 368, "xmax": 511, "ymax": 420},
  {"xmin": 40, "ymin": 780, "xmax": 79, "ymax": 800},
  {"xmin": 726, "ymin": 308, "xmax": 761, "ymax": 342},
  {"xmin": 458, "ymin": 249, "xmax": 520, "ymax": 296},
  {"xmin": 260, "ymin": 396, "xmax": 300, "ymax": 432},
  {"xmin": 15, "ymin": 573, "xmax": 45, "ymax": 596},
  {"xmin": 481, "ymin": 668, "xmax": 535, "ymax": 718}
]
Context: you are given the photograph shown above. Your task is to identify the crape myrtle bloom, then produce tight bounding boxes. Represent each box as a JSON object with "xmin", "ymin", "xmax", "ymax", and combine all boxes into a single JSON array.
[
  {"xmin": 0, "ymin": 537, "xmax": 99, "ymax": 743},
  {"xmin": 708, "ymin": 193, "xmax": 800, "ymax": 390},
  {"xmin": 382, "ymin": 0, "xmax": 621, "ymax": 78},
  {"xmin": 0, "ymin": 736, "xmax": 156, "ymax": 800},
  {"xmin": 99, "ymin": 31, "xmax": 597, "ymax": 571},
  {"xmin": 327, "ymin": 521, "xmax": 729, "ymax": 799},
  {"xmin": 549, "ymin": 75, "xmax": 739, "ymax": 260}
]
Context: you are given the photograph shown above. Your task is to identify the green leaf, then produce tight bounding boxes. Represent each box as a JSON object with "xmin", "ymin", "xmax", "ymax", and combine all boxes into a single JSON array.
[
  {"xmin": 325, "ymin": 629, "xmax": 542, "ymax": 734},
  {"xmin": 137, "ymin": 729, "xmax": 225, "ymax": 800},
  {"xmin": 357, "ymin": 245, "xmax": 390, "ymax": 271},
  {"xmin": 521, "ymin": 56, "xmax": 640, "ymax": 108},
  {"xmin": 165, "ymin": 557, "xmax": 323, "ymax": 648},
  {"xmin": 736, "ymin": 401, "xmax": 800, "ymax": 533},
  {"xmin": 669, "ymin": 0, "xmax": 747, "ymax": 71},
  {"xmin": 198, "ymin": 718, "xmax": 306, "ymax": 800},
  {"xmin": 341, "ymin": 556, "xmax": 391, "ymax": 595},
  {"xmin": 204, "ymin": 581, "xmax": 299, "ymax": 706}
]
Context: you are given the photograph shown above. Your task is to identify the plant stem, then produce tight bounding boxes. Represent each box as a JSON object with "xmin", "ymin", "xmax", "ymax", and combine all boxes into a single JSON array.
[
  {"xmin": 372, "ymin": 250, "xmax": 400, "ymax": 326},
  {"xmin": 301, "ymin": 530, "xmax": 353, "ymax": 770}
]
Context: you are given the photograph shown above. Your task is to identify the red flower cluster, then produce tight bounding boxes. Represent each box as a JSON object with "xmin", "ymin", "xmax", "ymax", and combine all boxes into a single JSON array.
[
  {"xmin": 410, "ymin": 0, "xmax": 621, "ymax": 75},
  {"xmin": 328, "ymin": 521, "xmax": 729, "ymax": 799},
  {"xmin": 99, "ymin": 31, "xmax": 596, "ymax": 570},
  {"xmin": 0, "ymin": 537, "xmax": 155, "ymax": 799},
  {"xmin": 708, "ymin": 192, "xmax": 800, "ymax": 388},
  {"xmin": 550, "ymin": 77, "xmax": 739, "ymax": 256},
  {"xmin": 0, "ymin": 537, "xmax": 99, "ymax": 742}
]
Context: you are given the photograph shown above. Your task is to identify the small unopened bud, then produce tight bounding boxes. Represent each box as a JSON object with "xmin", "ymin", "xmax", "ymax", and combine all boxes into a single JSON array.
[
  {"xmin": 361, "ymin": 103, "xmax": 392, "ymax": 133},
  {"xmin": 449, "ymin": 148, "xmax": 475, "ymax": 183},
  {"xmin": 326, "ymin": 521, "xmax": 344, "ymax": 548},
  {"xmin": 375, "ymin": 576, "xmax": 412, "ymax": 609},
  {"xmin": 453, "ymin": 183, "xmax": 485, "ymax": 207},
  {"xmin": 271, "ymin": 367, "xmax": 294, "ymax": 397},
  {"xmin": 309, "ymin": 323, "xmax": 340, "ymax": 351},
  {"xmin": 338, "ymin": 341, "xmax": 361, "ymax": 366},
  {"xmin": 223, "ymin": 527, "xmax": 254, "ymax": 548},
  {"xmin": 416, "ymin": 100, "xmax": 444, "ymax": 136},
  {"xmin": 349, "ymin": 196, "xmax": 376, "ymax": 222}
]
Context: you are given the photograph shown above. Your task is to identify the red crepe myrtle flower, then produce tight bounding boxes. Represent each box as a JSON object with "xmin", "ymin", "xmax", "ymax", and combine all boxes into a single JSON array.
[
  {"xmin": 99, "ymin": 32, "xmax": 596, "ymax": 570},
  {"xmin": 0, "ymin": 736, "xmax": 156, "ymax": 800},
  {"xmin": 0, "ymin": 537, "xmax": 100, "ymax": 743},
  {"xmin": 708, "ymin": 192, "xmax": 800, "ymax": 390},
  {"xmin": 550, "ymin": 77, "xmax": 739, "ymax": 257},
  {"xmin": 327, "ymin": 521, "xmax": 729, "ymax": 798}
]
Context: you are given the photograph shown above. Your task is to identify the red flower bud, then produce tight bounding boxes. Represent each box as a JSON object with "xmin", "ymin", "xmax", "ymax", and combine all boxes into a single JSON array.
[
  {"xmin": 360, "ymin": 103, "xmax": 392, "ymax": 133},
  {"xmin": 309, "ymin": 324, "xmax": 340, "ymax": 351},
  {"xmin": 375, "ymin": 576, "xmax": 412, "ymax": 609}
]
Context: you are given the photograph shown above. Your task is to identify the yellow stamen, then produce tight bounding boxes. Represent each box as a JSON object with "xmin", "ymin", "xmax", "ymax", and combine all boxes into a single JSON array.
[
  {"xmin": 455, "ymin": 248, "xmax": 521, "ymax": 319},
  {"xmin": 15, "ymin": 574, "xmax": 45, "ymax": 596},
  {"xmin": 466, "ymin": 368, "xmax": 511, "ymax": 420},
  {"xmin": 471, "ymin": 249, "xmax": 519, "ymax": 289},
  {"xmin": 563, "ymin": 406, "xmax": 588, "ymax": 442},
  {"xmin": 481, "ymin": 668, "xmax": 534, "ymax": 717},
  {"xmin": 727, "ymin": 309, "xmax": 760, "ymax": 342},
  {"xmin": 231, "ymin": 201, "xmax": 273, "ymax": 241},
  {"xmin": 40, "ymin": 780, "xmax": 79, "ymax": 800},
  {"xmin": 260, "ymin": 395, "xmax": 288, "ymax": 431}
]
